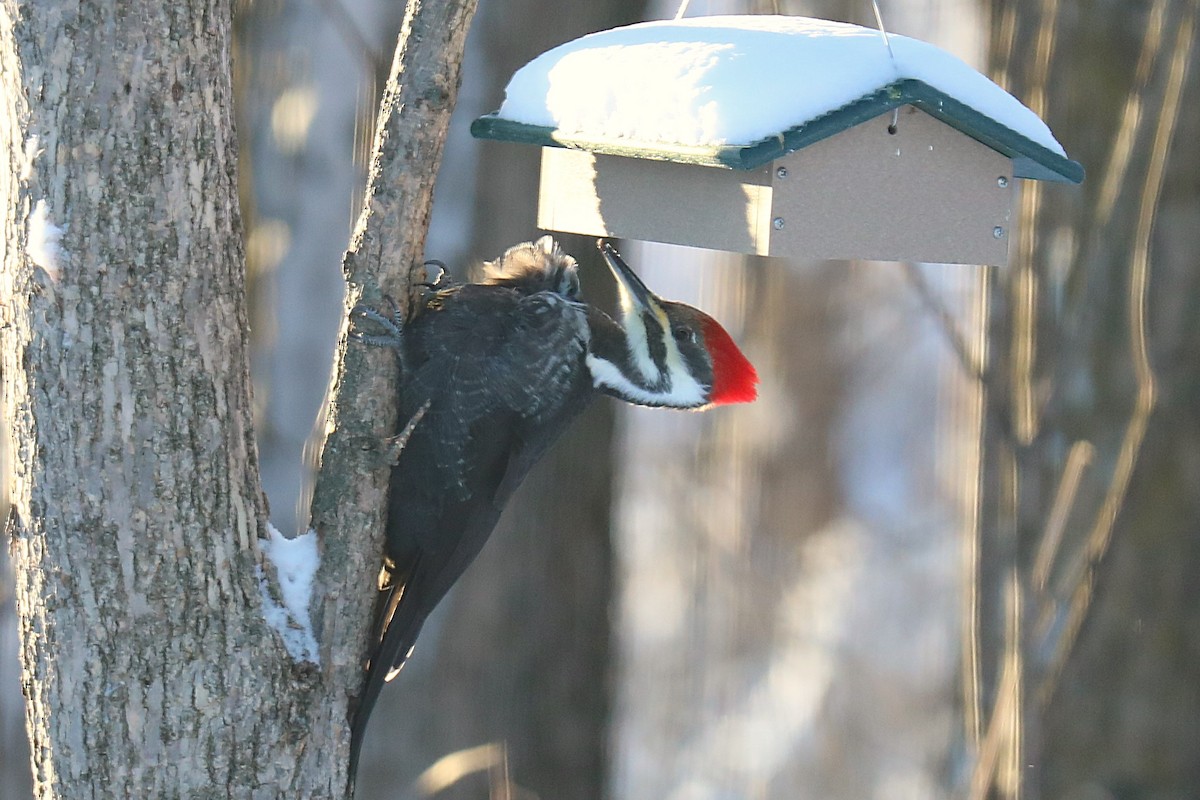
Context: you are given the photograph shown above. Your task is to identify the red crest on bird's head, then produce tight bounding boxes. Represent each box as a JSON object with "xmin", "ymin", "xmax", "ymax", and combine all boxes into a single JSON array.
[{"xmin": 699, "ymin": 314, "xmax": 758, "ymax": 405}]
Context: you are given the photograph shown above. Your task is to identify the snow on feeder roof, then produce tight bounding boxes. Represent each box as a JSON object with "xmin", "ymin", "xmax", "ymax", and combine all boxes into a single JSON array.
[{"xmin": 471, "ymin": 15, "xmax": 1084, "ymax": 265}]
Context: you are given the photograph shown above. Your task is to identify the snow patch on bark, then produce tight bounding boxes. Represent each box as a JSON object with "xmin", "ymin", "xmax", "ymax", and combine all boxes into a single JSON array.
[
  {"xmin": 259, "ymin": 523, "xmax": 321, "ymax": 664},
  {"xmin": 27, "ymin": 200, "xmax": 64, "ymax": 282}
]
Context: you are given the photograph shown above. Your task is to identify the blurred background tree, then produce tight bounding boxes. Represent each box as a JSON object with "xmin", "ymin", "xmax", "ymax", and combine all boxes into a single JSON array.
[
  {"xmin": 1, "ymin": 0, "xmax": 1197, "ymax": 798},
  {"xmin": 968, "ymin": 1, "xmax": 1200, "ymax": 798}
]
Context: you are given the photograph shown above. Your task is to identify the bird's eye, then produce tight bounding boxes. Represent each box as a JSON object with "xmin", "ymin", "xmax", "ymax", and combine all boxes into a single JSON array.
[{"xmin": 672, "ymin": 327, "xmax": 695, "ymax": 344}]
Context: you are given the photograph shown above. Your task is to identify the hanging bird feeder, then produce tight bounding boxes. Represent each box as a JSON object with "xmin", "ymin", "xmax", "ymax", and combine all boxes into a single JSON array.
[{"xmin": 471, "ymin": 15, "xmax": 1082, "ymax": 266}]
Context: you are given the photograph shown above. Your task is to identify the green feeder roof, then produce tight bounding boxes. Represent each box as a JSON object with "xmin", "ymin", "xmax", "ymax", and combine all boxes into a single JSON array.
[
  {"xmin": 471, "ymin": 16, "xmax": 1083, "ymax": 186},
  {"xmin": 472, "ymin": 78, "xmax": 1083, "ymax": 184}
]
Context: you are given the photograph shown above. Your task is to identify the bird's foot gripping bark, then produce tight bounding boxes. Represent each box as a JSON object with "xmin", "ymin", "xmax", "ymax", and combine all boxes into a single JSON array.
[
  {"xmin": 349, "ymin": 296, "xmax": 404, "ymax": 350},
  {"xmin": 420, "ymin": 259, "xmax": 448, "ymax": 290}
]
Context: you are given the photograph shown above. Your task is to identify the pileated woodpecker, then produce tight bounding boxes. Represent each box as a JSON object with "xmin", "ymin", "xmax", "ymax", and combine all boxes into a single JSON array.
[{"xmin": 348, "ymin": 237, "xmax": 757, "ymax": 778}]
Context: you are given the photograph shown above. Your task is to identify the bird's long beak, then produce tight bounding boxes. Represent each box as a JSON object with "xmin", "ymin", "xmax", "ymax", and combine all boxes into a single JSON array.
[{"xmin": 598, "ymin": 240, "xmax": 657, "ymax": 314}]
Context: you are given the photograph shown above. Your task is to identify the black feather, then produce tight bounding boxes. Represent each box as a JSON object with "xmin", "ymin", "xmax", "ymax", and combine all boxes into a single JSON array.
[{"xmin": 349, "ymin": 239, "xmax": 592, "ymax": 782}]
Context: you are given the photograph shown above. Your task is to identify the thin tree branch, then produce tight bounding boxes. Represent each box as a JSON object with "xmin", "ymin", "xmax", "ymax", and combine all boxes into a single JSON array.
[
  {"xmin": 967, "ymin": 569, "xmax": 1023, "ymax": 800},
  {"xmin": 1091, "ymin": 0, "xmax": 1170, "ymax": 231},
  {"xmin": 1031, "ymin": 440, "xmax": 1094, "ymax": 592},
  {"xmin": 1050, "ymin": 1, "xmax": 1195, "ymax": 704},
  {"xmin": 298, "ymin": 0, "xmax": 480, "ymax": 789}
]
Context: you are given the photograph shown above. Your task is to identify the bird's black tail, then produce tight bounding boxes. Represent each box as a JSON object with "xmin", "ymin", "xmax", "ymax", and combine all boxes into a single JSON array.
[{"xmin": 347, "ymin": 566, "xmax": 427, "ymax": 792}]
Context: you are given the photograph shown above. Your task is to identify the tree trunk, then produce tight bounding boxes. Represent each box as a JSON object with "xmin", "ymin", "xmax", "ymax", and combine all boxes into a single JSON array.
[
  {"xmin": 0, "ymin": 0, "xmax": 477, "ymax": 795},
  {"xmin": 0, "ymin": 0, "xmax": 282, "ymax": 793}
]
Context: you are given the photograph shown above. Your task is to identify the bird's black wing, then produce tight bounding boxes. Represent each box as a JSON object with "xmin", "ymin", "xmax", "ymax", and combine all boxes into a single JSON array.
[
  {"xmin": 396, "ymin": 286, "xmax": 586, "ymax": 501},
  {"xmin": 350, "ymin": 284, "xmax": 590, "ymax": 781},
  {"xmin": 385, "ymin": 282, "xmax": 590, "ymax": 601}
]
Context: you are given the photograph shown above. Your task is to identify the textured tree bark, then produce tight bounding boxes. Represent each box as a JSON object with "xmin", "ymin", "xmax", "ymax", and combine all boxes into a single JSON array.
[
  {"xmin": 0, "ymin": 0, "xmax": 477, "ymax": 796},
  {"xmin": 297, "ymin": 0, "xmax": 483, "ymax": 797},
  {"xmin": 302, "ymin": 0, "xmax": 479, "ymax": 737},
  {"xmin": 0, "ymin": 0, "xmax": 284, "ymax": 794}
]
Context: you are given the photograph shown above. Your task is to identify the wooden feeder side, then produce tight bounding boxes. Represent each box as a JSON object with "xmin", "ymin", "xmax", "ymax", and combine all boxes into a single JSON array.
[
  {"xmin": 536, "ymin": 108, "xmax": 1016, "ymax": 265},
  {"xmin": 768, "ymin": 107, "xmax": 1015, "ymax": 265},
  {"xmin": 538, "ymin": 148, "xmax": 774, "ymax": 255}
]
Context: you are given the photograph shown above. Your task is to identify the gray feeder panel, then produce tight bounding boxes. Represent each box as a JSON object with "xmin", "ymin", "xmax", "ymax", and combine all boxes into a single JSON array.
[{"xmin": 538, "ymin": 107, "xmax": 1015, "ymax": 265}]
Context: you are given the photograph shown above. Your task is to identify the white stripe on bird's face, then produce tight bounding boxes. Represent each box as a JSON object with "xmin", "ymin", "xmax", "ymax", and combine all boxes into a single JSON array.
[
  {"xmin": 615, "ymin": 280, "xmax": 661, "ymax": 385},
  {"xmin": 585, "ymin": 352, "xmax": 708, "ymax": 409}
]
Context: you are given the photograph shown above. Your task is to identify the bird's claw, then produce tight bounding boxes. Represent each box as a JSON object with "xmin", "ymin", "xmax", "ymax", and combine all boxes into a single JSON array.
[
  {"xmin": 420, "ymin": 260, "xmax": 448, "ymax": 290},
  {"xmin": 350, "ymin": 296, "xmax": 404, "ymax": 349},
  {"xmin": 382, "ymin": 400, "xmax": 430, "ymax": 466}
]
